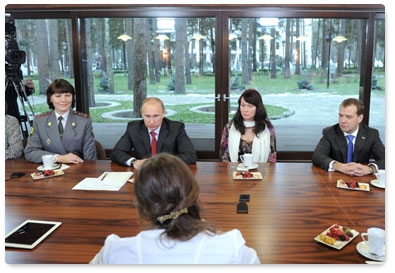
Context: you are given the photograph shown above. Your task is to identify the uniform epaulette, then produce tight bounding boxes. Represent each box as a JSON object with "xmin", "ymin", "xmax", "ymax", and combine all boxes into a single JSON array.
[
  {"xmin": 35, "ymin": 111, "xmax": 52, "ymax": 118},
  {"xmin": 73, "ymin": 111, "xmax": 90, "ymax": 119}
]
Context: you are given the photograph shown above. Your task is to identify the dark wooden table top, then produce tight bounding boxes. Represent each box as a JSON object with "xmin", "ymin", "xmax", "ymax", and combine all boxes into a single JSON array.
[{"xmin": 4, "ymin": 159, "xmax": 385, "ymax": 264}]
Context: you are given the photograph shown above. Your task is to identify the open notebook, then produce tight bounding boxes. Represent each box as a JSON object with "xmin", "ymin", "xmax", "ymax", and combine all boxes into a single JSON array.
[{"xmin": 72, "ymin": 171, "xmax": 133, "ymax": 191}]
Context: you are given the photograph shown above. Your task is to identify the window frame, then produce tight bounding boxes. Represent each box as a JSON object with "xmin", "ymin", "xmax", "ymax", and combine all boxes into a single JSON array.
[{"xmin": 6, "ymin": 4, "xmax": 385, "ymax": 161}]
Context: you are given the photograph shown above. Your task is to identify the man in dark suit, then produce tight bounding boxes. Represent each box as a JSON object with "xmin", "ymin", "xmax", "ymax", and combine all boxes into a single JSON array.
[
  {"xmin": 312, "ymin": 98, "xmax": 385, "ymax": 176},
  {"xmin": 111, "ymin": 97, "xmax": 197, "ymax": 169}
]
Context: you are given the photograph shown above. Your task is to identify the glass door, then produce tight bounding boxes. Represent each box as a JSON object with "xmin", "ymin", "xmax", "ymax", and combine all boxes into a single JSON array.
[
  {"xmin": 225, "ymin": 15, "xmax": 385, "ymax": 154},
  {"xmin": 76, "ymin": 15, "xmax": 220, "ymax": 158}
]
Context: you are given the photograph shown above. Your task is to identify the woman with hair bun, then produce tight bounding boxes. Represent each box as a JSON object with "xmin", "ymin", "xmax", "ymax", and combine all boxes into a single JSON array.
[{"xmin": 90, "ymin": 153, "xmax": 260, "ymax": 264}]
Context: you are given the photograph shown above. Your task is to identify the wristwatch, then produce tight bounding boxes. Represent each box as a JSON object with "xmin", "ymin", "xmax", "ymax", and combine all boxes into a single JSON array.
[
  {"xmin": 130, "ymin": 157, "xmax": 137, "ymax": 167},
  {"xmin": 369, "ymin": 165, "xmax": 375, "ymax": 174}
]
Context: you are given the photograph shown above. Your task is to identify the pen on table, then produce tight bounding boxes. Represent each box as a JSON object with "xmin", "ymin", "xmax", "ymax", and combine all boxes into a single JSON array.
[{"xmin": 100, "ymin": 172, "xmax": 108, "ymax": 181}]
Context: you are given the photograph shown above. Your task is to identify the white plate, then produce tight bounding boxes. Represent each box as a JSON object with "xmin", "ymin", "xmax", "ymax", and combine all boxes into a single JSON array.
[
  {"xmin": 31, "ymin": 169, "xmax": 65, "ymax": 180},
  {"xmin": 314, "ymin": 224, "xmax": 359, "ymax": 250},
  {"xmin": 236, "ymin": 163, "xmax": 259, "ymax": 171},
  {"xmin": 37, "ymin": 164, "xmax": 60, "ymax": 171},
  {"xmin": 356, "ymin": 241, "xmax": 385, "ymax": 261},
  {"xmin": 370, "ymin": 179, "xmax": 385, "ymax": 189},
  {"xmin": 336, "ymin": 179, "xmax": 370, "ymax": 191},
  {"xmin": 233, "ymin": 171, "xmax": 262, "ymax": 180}
]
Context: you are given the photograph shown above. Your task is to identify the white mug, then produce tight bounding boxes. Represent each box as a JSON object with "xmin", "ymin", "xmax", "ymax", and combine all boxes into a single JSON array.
[
  {"xmin": 240, "ymin": 153, "xmax": 253, "ymax": 168},
  {"xmin": 42, "ymin": 155, "xmax": 55, "ymax": 169},
  {"xmin": 375, "ymin": 170, "xmax": 386, "ymax": 186},
  {"xmin": 361, "ymin": 227, "xmax": 385, "ymax": 256}
]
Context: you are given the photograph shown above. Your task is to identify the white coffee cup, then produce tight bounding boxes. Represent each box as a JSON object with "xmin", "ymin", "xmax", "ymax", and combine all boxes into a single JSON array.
[
  {"xmin": 361, "ymin": 227, "xmax": 385, "ymax": 256},
  {"xmin": 240, "ymin": 153, "xmax": 253, "ymax": 168},
  {"xmin": 42, "ymin": 155, "xmax": 55, "ymax": 169},
  {"xmin": 375, "ymin": 170, "xmax": 386, "ymax": 186}
]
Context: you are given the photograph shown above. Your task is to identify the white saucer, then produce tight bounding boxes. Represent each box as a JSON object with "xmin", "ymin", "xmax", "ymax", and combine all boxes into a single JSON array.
[
  {"xmin": 237, "ymin": 163, "xmax": 259, "ymax": 171},
  {"xmin": 356, "ymin": 241, "xmax": 385, "ymax": 261},
  {"xmin": 37, "ymin": 164, "xmax": 60, "ymax": 171},
  {"xmin": 371, "ymin": 179, "xmax": 385, "ymax": 189}
]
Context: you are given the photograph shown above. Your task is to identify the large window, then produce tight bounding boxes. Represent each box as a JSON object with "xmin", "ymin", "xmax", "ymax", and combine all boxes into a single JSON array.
[
  {"xmin": 78, "ymin": 17, "xmax": 217, "ymax": 152},
  {"xmin": 5, "ymin": 5, "xmax": 385, "ymax": 160},
  {"xmin": 226, "ymin": 17, "xmax": 385, "ymax": 152}
]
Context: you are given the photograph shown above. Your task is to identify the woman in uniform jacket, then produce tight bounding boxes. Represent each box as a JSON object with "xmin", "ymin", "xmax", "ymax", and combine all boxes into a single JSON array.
[{"xmin": 24, "ymin": 79, "xmax": 96, "ymax": 164}]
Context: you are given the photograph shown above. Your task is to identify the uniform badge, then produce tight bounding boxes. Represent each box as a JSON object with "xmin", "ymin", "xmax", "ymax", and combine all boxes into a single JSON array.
[{"xmin": 47, "ymin": 138, "xmax": 51, "ymax": 145}]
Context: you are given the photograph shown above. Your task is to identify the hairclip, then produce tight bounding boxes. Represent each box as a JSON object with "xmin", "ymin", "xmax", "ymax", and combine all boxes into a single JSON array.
[{"xmin": 156, "ymin": 208, "xmax": 188, "ymax": 224}]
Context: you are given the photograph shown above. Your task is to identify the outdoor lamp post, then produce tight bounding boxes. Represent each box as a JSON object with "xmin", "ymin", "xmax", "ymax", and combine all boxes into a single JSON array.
[
  {"xmin": 282, "ymin": 40, "xmax": 285, "ymax": 74},
  {"xmin": 258, "ymin": 34, "xmax": 273, "ymax": 71},
  {"xmin": 117, "ymin": 33, "xmax": 132, "ymax": 76},
  {"xmin": 155, "ymin": 34, "xmax": 170, "ymax": 75},
  {"xmin": 325, "ymin": 30, "xmax": 333, "ymax": 88},
  {"xmin": 192, "ymin": 33, "xmax": 205, "ymax": 75},
  {"xmin": 325, "ymin": 31, "xmax": 347, "ymax": 88},
  {"xmin": 163, "ymin": 51, "xmax": 168, "ymax": 76},
  {"xmin": 260, "ymin": 38, "xmax": 264, "ymax": 70},
  {"xmin": 62, "ymin": 42, "xmax": 67, "ymax": 78}
]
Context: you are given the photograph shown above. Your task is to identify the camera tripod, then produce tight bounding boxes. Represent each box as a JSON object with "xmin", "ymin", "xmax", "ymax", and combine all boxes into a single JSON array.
[{"xmin": 5, "ymin": 79, "xmax": 35, "ymax": 139}]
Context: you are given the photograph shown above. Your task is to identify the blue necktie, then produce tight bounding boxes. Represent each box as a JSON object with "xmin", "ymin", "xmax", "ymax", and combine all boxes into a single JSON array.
[{"xmin": 346, "ymin": 135, "xmax": 354, "ymax": 163}]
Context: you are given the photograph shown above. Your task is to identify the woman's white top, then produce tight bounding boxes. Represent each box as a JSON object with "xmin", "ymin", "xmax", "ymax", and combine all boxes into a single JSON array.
[
  {"xmin": 90, "ymin": 228, "xmax": 260, "ymax": 264},
  {"xmin": 228, "ymin": 122, "xmax": 270, "ymax": 163}
]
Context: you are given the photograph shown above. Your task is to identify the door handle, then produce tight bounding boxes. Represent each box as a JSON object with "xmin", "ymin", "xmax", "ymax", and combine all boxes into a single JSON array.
[
  {"xmin": 213, "ymin": 94, "xmax": 221, "ymax": 101},
  {"xmin": 222, "ymin": 95, "xmax": 231, "ymax": 101}
]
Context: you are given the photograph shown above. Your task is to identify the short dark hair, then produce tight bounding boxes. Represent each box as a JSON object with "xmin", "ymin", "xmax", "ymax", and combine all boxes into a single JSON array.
[
  {"xmin": 134, "ymin": 153, "xmax": 217, "ymax": 242},
  {"xmin": 340, "ymin": 98, "xmax": 364, "ymax": 116},
  {"xmin": 46, "ymin": 79, "xmax": 76, "ymax": 110}
]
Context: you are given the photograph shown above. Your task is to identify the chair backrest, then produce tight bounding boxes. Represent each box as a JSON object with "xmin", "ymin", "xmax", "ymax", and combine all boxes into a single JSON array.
[{"xmin": 95, "ymin": 140, "xmax": 107, "ymax": 160}]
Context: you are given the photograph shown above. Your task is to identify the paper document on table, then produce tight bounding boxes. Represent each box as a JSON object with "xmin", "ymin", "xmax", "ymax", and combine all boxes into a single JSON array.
[{"xmin": 72, "ymin": 171, "xmax": 133, "ymax": 191}]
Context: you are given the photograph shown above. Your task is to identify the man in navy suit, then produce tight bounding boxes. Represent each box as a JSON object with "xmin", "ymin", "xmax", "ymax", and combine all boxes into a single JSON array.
[
  {"xmin": 312, "ymin": 98, "xmax": 385, "ymax": 176},
  {"xmin": 111, "ymin": 97, "xmax": 197, "ymax": 169}
]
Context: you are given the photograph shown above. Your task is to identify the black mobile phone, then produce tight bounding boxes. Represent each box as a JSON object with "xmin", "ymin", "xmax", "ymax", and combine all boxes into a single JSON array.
[
  {"xmin": 10, "ymin": 172, "xmax": 25, "ymax": 178},
  {"xmin": 236, "ymin": 202, "xmax": 248, "ymax": 213},
  {"xmin": 239, "ymin": 194, "xmax": 250, "ymax": 202}
]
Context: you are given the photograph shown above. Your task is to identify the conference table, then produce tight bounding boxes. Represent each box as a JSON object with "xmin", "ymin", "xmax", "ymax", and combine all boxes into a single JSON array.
[{"xmin": 4, "ymin": 159, "xmax": 385, "ymax": 264}]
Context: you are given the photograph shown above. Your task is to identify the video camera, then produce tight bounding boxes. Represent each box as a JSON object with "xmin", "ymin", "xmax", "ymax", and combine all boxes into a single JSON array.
[
  {"xmin": 5, "ymin": 14, "xmax": 27, "ymax": 85},
  {"xmin": 5, "ymin": 13, "xmax": 35, "ymax": 138}
]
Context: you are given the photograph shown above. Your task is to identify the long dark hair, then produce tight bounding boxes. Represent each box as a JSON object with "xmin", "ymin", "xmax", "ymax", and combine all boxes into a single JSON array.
[
  {"xmin": 232, "ymin": 89, "xmax": 272, "ymax": 135},
  {"xmin": 134, "ymin": 153, "xmax": 217, "ymax": 242},
  {"xmin": 46, "ymin": 79, "xmax": 76, "ymax": 110}
]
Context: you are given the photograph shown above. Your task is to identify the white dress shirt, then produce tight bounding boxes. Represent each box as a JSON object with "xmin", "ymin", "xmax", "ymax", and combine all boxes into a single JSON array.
[{"xmin": 90, "ymin": 228, "xmax": 260, "ymax": 264}]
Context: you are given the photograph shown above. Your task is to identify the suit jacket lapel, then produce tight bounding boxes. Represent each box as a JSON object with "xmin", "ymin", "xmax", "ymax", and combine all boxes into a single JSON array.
[
  {"xmin": 335, "ymin": 125, "xmax": 348, "ymax": 163},
  {"xmin": 140, "ymin": 122, "xmax": 151, "ymax": 153},
  {"xmin": 354, "ymin": 124, "xmax": 367, "ymax": 162},
  {"xmin": 62, "ymin": 110, "xmax": 77, "ymax": 149},
  {"xmin": 157, "ymin": 119, "xmax": 169, "ymax": 152}
]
